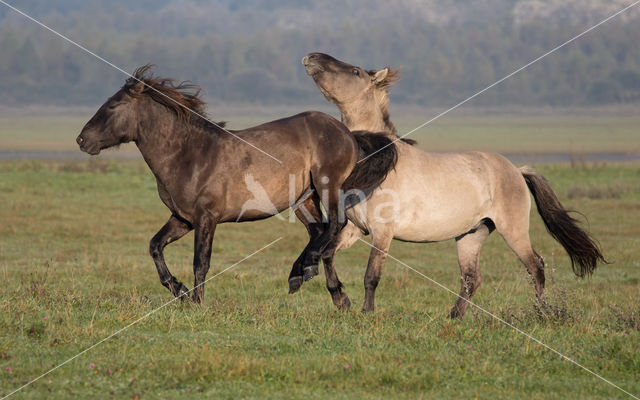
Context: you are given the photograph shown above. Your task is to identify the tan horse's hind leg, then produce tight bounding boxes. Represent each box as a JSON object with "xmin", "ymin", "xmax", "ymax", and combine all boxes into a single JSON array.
[
  {"xmin": 492, "ymin": 163, "xmax": 546, "ymax": 301},
  {"xmin": 450, "ymin": 223, "xmax": 493, "ymax": 318},
  {"xmin": 505, "ymin": 233, "xmax": 546, "ymax": 300},
  {"xmin": 495, "ymin": 215, "xmax": 546, "ymax": 301}
]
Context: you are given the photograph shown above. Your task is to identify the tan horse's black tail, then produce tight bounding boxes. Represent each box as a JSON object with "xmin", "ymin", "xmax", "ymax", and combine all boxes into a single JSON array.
[
  {"xmin": 342, "ymin": 132, "xmax": 398, "ymax": 192},
  {"xmin": 520, "ymin": 167, "xmax": 607, "ymax": 277}
]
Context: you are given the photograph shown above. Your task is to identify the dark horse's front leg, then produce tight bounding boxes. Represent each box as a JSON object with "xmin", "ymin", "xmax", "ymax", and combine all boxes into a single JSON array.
[
  {"xmin": 150, "ymin": 215, "xmax": 193, "ymax": 299},
  {"xmin": 289, "ymin": 195, "xmax": 326, "ymax": 293},
  {"xmin": 191, "ymin": 210, "xmax": 217, "ymax": 304}
]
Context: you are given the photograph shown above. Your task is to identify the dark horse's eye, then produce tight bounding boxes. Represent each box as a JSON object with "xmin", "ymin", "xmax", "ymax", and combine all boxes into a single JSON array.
[{"xmin": 352, "ymin": 69, "xmax": 360, "ymax": 76}]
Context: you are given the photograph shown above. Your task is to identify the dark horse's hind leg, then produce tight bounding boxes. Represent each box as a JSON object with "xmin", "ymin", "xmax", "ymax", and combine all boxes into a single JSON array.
[
  {"xmin": 305, "ymin": 204, "xmax": 346, "ymax": 282},
  {"xmin": 322, "ymin": 222, "xmax": 364, "ymax": 310},
  {"xmin": 289, "ymin": 195, "xmax": 326, "ymax": 293},
  {"xmin": 450, "ymin": 222, "xmax": 493, "ymax": 319},
  {"xmin": 150, "ymin": 215, "xmax": 193, "ymax": 299},
  {"xmin": 320, "ymin": 242, "xmax": 350, "ymax": 310},
  {"xmin": 291, "ymin": 186, "xmax": 347, "ymax": 294},
  {"xmin": 304, "ymin": 175, "xmax": 349, "ymax": 264}
]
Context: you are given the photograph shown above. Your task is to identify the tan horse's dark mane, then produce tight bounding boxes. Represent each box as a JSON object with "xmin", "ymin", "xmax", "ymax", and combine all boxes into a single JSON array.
[{"xmin": 365, "ymin": 67, "xmax": 417, "ymax": 144}]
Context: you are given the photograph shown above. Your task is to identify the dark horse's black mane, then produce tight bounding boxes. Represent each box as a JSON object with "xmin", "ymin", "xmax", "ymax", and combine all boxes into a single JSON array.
[
  {"xmin": 123, "ymin": 65, "xmax": 411, "ymax": 148},
  {"xmin": 124, "ymin": 64, "xmax": 226, "ymax": 131}
]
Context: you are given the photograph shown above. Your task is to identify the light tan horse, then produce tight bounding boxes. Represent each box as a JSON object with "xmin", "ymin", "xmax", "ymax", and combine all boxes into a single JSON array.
[{"xmin": 296, "ymin": 52, "xmax": 606, "ymax": 316}]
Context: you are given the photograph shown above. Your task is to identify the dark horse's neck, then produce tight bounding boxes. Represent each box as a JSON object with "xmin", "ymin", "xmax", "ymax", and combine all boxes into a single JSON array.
[{"xmin": 133, "ymin": 98, "xmax": 221, "ymax": 181}]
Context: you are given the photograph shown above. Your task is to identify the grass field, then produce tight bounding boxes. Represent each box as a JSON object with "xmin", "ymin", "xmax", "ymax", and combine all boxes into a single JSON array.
[
  {"xmin": 0, "ymin": 110, "xmax": 639, "ymax": 399},
  {"xmin": 0, "ymin": 158, "xmax": 639, "ymax": 399}
]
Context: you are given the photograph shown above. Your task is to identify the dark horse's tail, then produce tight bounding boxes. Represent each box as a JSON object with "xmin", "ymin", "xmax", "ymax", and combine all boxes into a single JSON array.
[
  {"xmin": 520, "ymin": 167, "xmax": 607, "ymax": 277},
  {"xmin": 342, "ymin": 132, "xmax": 398, "ymax": 193}
]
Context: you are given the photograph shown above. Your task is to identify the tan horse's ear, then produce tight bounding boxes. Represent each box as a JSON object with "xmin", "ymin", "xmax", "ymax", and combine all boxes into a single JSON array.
[
  {"xmin": 372, "ymin": 68, "xmax": 389, "ymax": 85},
  {"xmin": 372, "ymin": 67, "xmax": 401, "ymax": 88}
]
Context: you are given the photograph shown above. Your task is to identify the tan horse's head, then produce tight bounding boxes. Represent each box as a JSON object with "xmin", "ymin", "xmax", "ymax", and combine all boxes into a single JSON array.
[{"xmin": 302, "ymin": 53, "xmax": 400, "ymax": 134}]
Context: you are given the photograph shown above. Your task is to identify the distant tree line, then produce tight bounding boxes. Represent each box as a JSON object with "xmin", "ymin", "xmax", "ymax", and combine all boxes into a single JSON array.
[{"xmin": 1, "ymin": 0, "xmax": 639, "ymax": 107}]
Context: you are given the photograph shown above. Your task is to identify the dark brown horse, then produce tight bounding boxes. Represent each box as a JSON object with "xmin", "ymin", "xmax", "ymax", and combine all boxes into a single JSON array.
[{"xmin": 77, "ymin": 65, "xmax": 397, "ymax": 303}]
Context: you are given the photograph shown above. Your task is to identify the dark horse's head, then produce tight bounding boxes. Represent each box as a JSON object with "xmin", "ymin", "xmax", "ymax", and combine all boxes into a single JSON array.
[
  {"xmin": 301, "ymin": 53, "xmax": 400, "ymax": 106},
  {"xmin": 77, "ymin": 64, "xmax": 206, "ymax": 155}
]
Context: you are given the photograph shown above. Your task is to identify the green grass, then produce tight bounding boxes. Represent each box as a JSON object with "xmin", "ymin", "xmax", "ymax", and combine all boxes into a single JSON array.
[{"xmin": 0, "ymin": 159, "xmax": 639, "ymax": 399}]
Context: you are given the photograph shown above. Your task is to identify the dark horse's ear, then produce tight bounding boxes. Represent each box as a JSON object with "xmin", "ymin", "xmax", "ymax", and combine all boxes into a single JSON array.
[{"xmin": 130, "ymin": 79, "xmax": 146, "ymax": 95}]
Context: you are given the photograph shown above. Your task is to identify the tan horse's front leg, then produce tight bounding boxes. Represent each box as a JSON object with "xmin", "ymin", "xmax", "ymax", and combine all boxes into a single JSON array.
[
  {"xmin": 362, "ymin": 230, "xmax": 393, "ymax": 313},
  {"xmin": 450, "ymin": 222, "xmax": 492, "ymax": 318}
]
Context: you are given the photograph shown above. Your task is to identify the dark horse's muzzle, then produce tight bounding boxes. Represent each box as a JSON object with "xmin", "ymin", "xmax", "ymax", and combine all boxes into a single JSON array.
[{"xmin": 76, "ymin": 132, "xmax": 100, "ymax": 155}]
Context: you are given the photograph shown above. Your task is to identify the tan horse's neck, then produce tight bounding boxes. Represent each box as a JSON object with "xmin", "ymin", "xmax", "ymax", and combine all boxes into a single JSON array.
[{"xmin": 336, "ymin": 89, "xmax": 397, "ymax": 136}]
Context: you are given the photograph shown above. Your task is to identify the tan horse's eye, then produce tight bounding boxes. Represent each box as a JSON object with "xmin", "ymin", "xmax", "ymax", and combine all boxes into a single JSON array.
[{"xmin": 352, "ymin": 69, "xmax": 360, "ymax": 76}]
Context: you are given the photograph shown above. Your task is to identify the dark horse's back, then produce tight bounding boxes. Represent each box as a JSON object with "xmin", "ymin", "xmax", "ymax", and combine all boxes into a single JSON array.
[
  {"xmin": 213, "ymin": 111, "xmax": 358, "ymax": 221},
  {"xmin": 216, "ymin": 111, "xmax": 397, "ymax": 222},
  {"xmin": 236, "ymin": 110, "xmax": 355, "ymax": 161},
  {"xmin": 227, "ymin": 110, "xmax": 358, "ymax": 170},
  {"xmin": 234, "ymin": 110, "xmax": 398, "ymax": 193}
]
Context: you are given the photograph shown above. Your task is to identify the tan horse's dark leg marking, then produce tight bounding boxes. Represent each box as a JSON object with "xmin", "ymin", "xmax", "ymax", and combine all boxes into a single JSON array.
[
  {"xmin": 150, "ymin": 215, "xmax": 192, "ymax": 299},
  {"xmin": 362, "ymin": 231, "xmax": 393, "ymax": 313},
  {"xmin": 450, "ymin": 222, "xmax": 493, "ymax": 318}
]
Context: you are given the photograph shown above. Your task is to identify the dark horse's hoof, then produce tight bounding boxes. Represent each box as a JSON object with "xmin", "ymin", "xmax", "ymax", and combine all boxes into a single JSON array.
[
  {"xmin": 337, "ymin": 295, "xmax": 351, "ymax": 311},
  {"xmin": 289, "ymin": 276, "xmax": 303, "ymax": 294},
  {"xmin": 303, "ymin": 265, "xmax": 319, "ymax": 281},
  {"xmin": 176, "ymin": 284, "xmax": 190, "ymax": 301},
  {"xmin": 449, "ymin": 307, "xmax": 464, "ymax": 319}
]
